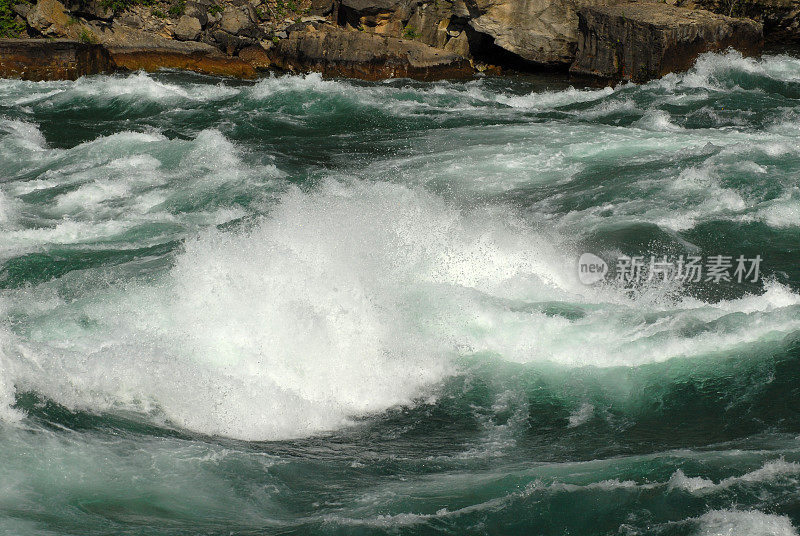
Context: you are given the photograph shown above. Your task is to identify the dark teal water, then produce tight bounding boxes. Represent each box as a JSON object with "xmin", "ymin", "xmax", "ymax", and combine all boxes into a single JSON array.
[{"xmin": 1, "ymin": 50, "xmax": 800, "ymax": 535}]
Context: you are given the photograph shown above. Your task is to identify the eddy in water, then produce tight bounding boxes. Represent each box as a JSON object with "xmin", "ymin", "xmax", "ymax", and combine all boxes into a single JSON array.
[{"xmin": 1, "ymin": 50, "xmax": 800, "ymax": 535}]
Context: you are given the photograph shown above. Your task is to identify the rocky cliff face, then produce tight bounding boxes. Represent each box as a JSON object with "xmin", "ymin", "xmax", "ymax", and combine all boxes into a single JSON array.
[
  {"xmin": 336, "ymin": 0, "xmax": 625, "ymax": 68},
  {"xmin": 0, "ymin": 0, "xmax": 790, "ymax": 81},
  {"xmin": 691, "ymin": 0, "xmax": 799, "ymax": 43},
  {"xmin": 0, "ymin": 38, "xmax": 115, "ymax": 79},
  {"xmin": 269, "ymin": 21, "xmax": 472, "ymax": 78},
  {"xmin": 570, "ymin": 3, "xmax": 763, "ymax": 81}
]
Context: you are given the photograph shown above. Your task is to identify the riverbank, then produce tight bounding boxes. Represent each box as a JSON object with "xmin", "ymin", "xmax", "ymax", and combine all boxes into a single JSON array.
[{"xmin": 1, "ymin": 0, "xmax": 789, "ymax": 81}]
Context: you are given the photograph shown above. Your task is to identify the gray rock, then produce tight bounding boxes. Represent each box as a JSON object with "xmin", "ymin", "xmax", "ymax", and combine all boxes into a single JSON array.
[
  {"xmin": 65, "ymin": 0, "xmax": 114, "ymax": 21},
  {"xmin": 339, "ymin": 0, "xmax": 405, "ymax": 17},
  {"xmin": 11, "ymin": 2, "xmax": 31, "ymax": 18},
  {"xmin": 184, "ymin": 2, "xmax": 208, "ymax": 26},
  {"xmin": 118, "ymin": 12, "xmax": 144, "ymax": 29},
  {"xmin": 173, "ymin": 15, "xmax": 202, "ymax": 40},
  {"xmin": 309, "ymin": 0, "xmax": 334, "ymax": 16},
  {"xmin": 570, "ymin": 3, "xmax": 763, "ymax": 82},
  {"xmin": 212, "ymin": 29, "xmax": 256, "ymax": 54},
  {"xmin": 220, "ymin": 5, "xmax": 257, "ymax": 36}
]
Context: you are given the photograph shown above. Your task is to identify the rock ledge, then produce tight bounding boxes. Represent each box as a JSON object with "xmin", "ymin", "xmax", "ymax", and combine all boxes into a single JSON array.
[{"xmin": 570, "ymin": 3, "xmax": 764, "ymax": 82}]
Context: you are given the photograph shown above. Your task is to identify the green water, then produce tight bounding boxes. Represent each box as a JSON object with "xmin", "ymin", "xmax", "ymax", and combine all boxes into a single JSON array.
[{"xmin": 1, "ymin": 50, "xmax": 800, "ymax": 535}]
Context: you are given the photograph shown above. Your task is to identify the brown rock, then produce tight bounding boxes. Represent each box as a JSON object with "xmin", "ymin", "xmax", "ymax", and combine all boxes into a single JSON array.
[
  {"xmin": 268, "ymin": 23, "xmax": 473, "ymax": 80},
  {"xmin": 570, "ymin": 3, "xmax": 763, "ymax": 82},
  {"xmin": 97, "ymin": 28, "xmax": 257, "ymax": 77},
  {"xmin": 238, "ymin": 43, "xmax": 270, "ymax": 69},
  {"xmin": 109, "ymin": 46, "xmax": 258, "ymax": 78},
  {"xmin": 0, "ymin": 38, "xmax": 116, "ymax": 80},
  {"xmin": 26, "ymin": 0, "xmax": 71, "ymax": 36}
]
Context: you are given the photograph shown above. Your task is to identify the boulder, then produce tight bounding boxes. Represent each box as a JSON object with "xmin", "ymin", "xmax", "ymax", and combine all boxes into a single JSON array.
[
  {"xmin": 466, "ymin": 0, "xmax": 617, "ymax": 66},
  {"xmin": 0, "ymin": 38, "xmax": 116, "ymax": 80},
  {"xmin": 219, "ymin": 5, "xmax": 258, "ymax": 36},
  {"xmin": 268, "ymin": 22, "xmax": 473, "ymax": 80},
  {"xmin": 211, "ymin": 29, "xmax": 256, "ymax": 54},
  {"xmin": 336, "ymin": 0, "xmax": 627, "ymax": 67},
  {"xmin": 11, "ymin": 2, "xmax": 32, "ymax": 18},
  {"xmin": 26, "ymin": 0, "xmax": 71, "ymax": 36},
  {"xmin": 184, "ymin": 1, "xmax": 208, "ymax": 26},
  {"xmin": 173, "ymin": 15, "xmax": 202, "ymax": 40},
  {"xmin": 570, "ymin": 3, "xmax": 763, "ymax": 82},
  {"xmin": 309, "ymin": 0, "xmax": 335, "ymax": 16},
  {"xmin": 238, "ymin": 43, "xmax": 270, "ymax": 68}
]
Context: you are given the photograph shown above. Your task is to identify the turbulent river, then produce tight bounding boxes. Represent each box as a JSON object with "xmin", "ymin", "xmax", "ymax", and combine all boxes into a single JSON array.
[{"xmin": 2, "ymin": 50, "xmax": 800, "ymax": 535}]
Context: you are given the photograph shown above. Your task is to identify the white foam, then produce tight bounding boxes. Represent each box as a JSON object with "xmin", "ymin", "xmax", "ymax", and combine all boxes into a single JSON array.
[
  {"xmin": 567, "ymin": 403, "xmax": 594, "ymax": 427},
  {"xmin": 0, "ymin": 119, "xmax": 47, "ymax": 152},
  {"xmin": 496, "ymin": 85, "xmax": 615, "ymax": 109},
  {"xmin": 635, "ymin": 110, "xmax": 684, "ymax": 132},
  {"xmin": 72, "ymin": 71, "xmax": 240, "ymax": 101},
  {"xmin": 696, "ymin": 509, "xmax": 798, "ymax": 536},
  {"xmin": 670, "ymin": 459, "xmax": 800, "ymax": 494}
]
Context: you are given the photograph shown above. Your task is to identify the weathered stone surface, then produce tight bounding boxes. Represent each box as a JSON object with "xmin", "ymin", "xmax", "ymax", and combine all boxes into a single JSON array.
[
  {"xmin": 694, "ymin": 0, "xmax": 800, "ymax": 43},
  {"xmin": 0, "ymin": 39, "xmax": 116, "ymax": 80},
  {"xmin": 211, "ymin": 29, "xmax": 256, "ymax": 54},
  {"xmin": 184, "ymin": 1, "xmax": 209, "ymax": 26},
  {"xmin": 339, "ymin": 0, "xmax": 405, "ymax": 17},
  {"xmin": 174, "ymin": 15, "xmax": 203, "ymax": 40},
  {"xmin": 466, "ymin": 0, "xmax": 617, "ymax": 66},
  {"xmin": 26, "ymin": 0, "xmax": 71, "ymax": 36},
  {"xmin": 95, "ymin": 27, "xmax": 257, "ymax": 77},
  {"xmin": 268, "ymin": 22, "xmax": 472, "ymax": 80},
  {"xmin": 11, "ymin": 2, "xmax": 32, "ymax": 19},
  {"xmin": 309, "ymin": 0, "xmax": 335, "ymax": 16},
  {"xmin": 336, "ymin": 0, "xmax": 628, "ymax": 67},
  {"xmin": 65, "ymin": 0, "xmax": 115, "ymax": 20},
  {"xmin": 219, "ymin": 5, "xmax": 257, "ymax": 36},
  {"xmin": 238, "ymin": 43, "xmax": 271, "ymax": 68},
  {"xmin": 570, "ymin": 3, "xmax": 763, "ymax": 82}
]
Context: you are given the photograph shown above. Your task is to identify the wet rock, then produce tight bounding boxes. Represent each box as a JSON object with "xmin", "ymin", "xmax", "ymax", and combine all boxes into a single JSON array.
[
  {"xmin": 570, "ymin": 3, "xmax": 763, "ymax": 82},
  {"xmin": 0, "ymin": 38, "xmax": 116, "ymax": 80}
]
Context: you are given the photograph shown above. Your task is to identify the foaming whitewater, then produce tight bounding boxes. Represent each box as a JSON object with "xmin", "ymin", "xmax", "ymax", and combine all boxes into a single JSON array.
[{"xmin": 2, "ymin": 50, "xmax": 800, "ymax": 535}]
